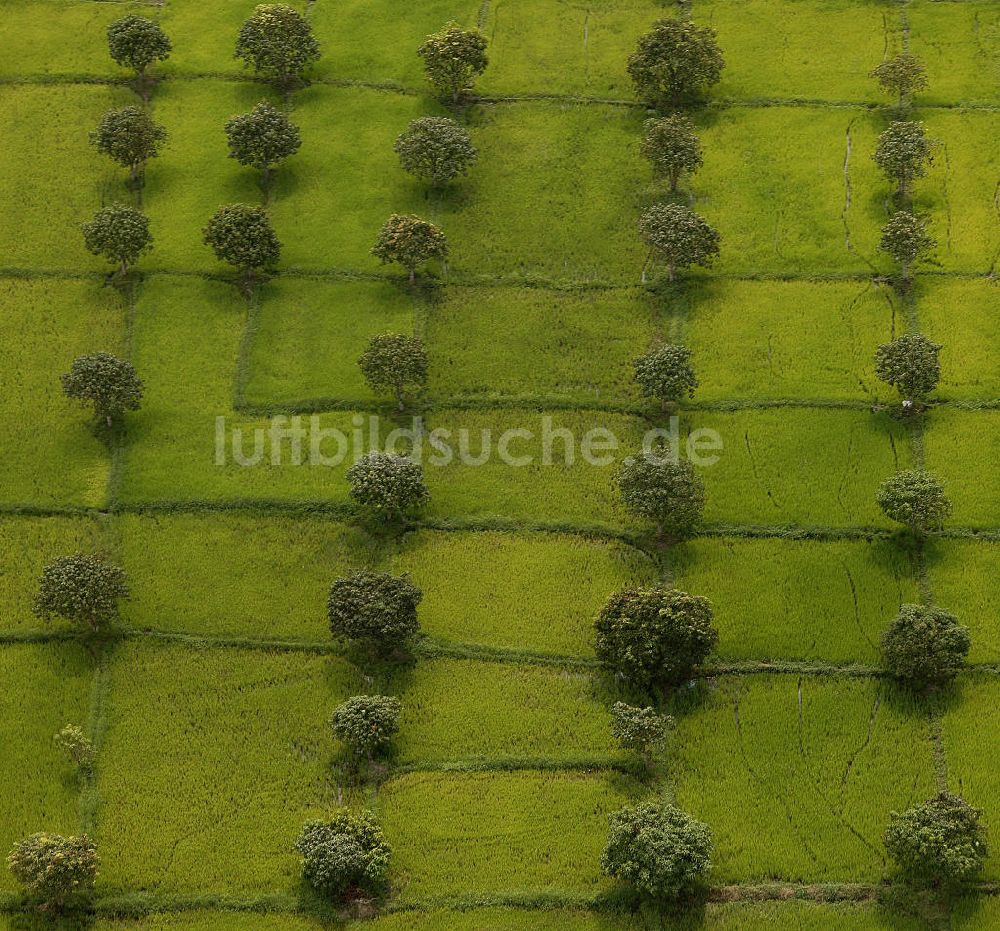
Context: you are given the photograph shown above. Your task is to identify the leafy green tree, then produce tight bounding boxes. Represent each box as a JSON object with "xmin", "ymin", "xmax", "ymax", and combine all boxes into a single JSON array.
[
  {"xmin": 54, "ymin": 725, "xmax": 95, "ymax": 772},
  {"xmin": 610, "ymin": 702, "xmax": 673, "ymax": 766},
  {"xmin": 90, "ymin": 106, "xmax": 167, "ymax": 183},
  {"xmin": 394, "ymin": 116, "xmax": 477, "ymax": 186},
  {"xmin": 224, "ymin": 100, "xmax": 301, "ymax": 187},
  {"xmin": 595, "ymin": 586, "xmax": 717, "ymax": 688},
  {"xmin": 882, "ymin": 604, "xmax": 970, "ymax": 688},
  {"xmin": 358, "ymin": 334, "xmax": 428, "ymax": 411},
  {"xmin": 875, "ymin": 333, "xmax": 941, "ymax": 409},
  {"xmin": 876, "ymin": 469, "xmax": 951, "ymax": 535},
  {"xmin": 627, "ymin": 19, "xmax": 724, "ymax": 107},
  {"xmin": 874, "ymin": 121, "xmax": 933, "ymax": 199},
  {"xmin": 82, "ymin": 204, "xmax": 152, "ymax": 275},
  {"xmin": 639, "ymin": 203, "xmax": 719, "ymax": 282},
  {"xmin": 372, "ymin": 213, "xmax": 448, "ymax": 283},
  {"xmin": 203, "ymin": 204, "xmax": 281, "ymax": 287},
  {"xmin": 328, "ymin": 569, "xmax": 422, "ymax": 656},
  {"xmin": 235, "ymin": 4, "xmax": 320, "ymax": 89},
  {"xmin": 331, "ymin": 695, "xmax": 401, "ymax": 761},
  {"xmin": 879, "ymin": 211, "xmax": 935, "ymax": 282},
  {"xmin": 418, "ymin": 24, "xmax": 488, "ymax": 102},
  {"xmin": 61, "ymin": 352, "xmax": 143, "ymax": 427},
  {"xmin": 602, "ymin": 802, "xmax": 712, "ymax": 900},
  {"xmin": 640, "ymin": 114, "xmax": 703, "ymax": 193},
  {"xmin": 347, "ymin": 452, "xmax": 429, "ymax": 522},
  {"xmin": 33, "ymin": 554, "xmax": 129, "ymax": 633},
  {"xmin": 633, "ymin": 343, "xmax": 698, "ymax": 408},
  {"xmin": 294, "ymin": 811, "xmax": 391, "ymax": 900},
  {"xmin": 107, "ymin": 14, "xmax": 171, "ymax": 77},
  {"xmin": 7, "ymin": 833, "xmax": 98, "ymax": 910},
  {"xmin": 617, "ymin": 453, "xmax": 705, "ymax": 540},
  {"xmin": 885, "ymin": 793, "xmax": 988, "ymax": 887},
  {"xmin": 871, "ymin": 54, "xmax": 928, "ymax": 107}
]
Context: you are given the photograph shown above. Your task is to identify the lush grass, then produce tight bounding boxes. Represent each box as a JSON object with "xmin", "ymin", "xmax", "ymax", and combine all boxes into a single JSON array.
[
  {"xmin": 93, "ymin": 916, "xmax": 322, "ymax": 931},
  {"xmin": 954, "ymin": 896, "xmax": 1000, "ymax": 930},
  {"xmin": 671, "ymin": 537, "xmax": 920, "ymax": 663},
  {"xmin": 667, "ymin": 675, "xmax": 937, "ymax": 884},
  {"xmin": 378, "ymin": 770, "xmax": 640, "ymax": 901},
  {"xmin": 0, "ymin": 643, "xmax": 93, "ymax": 893},
  {"xmin": 0, "ymin": 277, "xmax": 125, "ymax": 506},
  {"xmin": 393, "ymin": 529, "xmax": 656, "ymax": 655}
]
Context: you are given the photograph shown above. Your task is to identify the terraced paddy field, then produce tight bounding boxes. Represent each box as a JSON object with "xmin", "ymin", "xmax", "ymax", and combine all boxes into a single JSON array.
[{"xmin": 2, "ymin": 0, "xmax": 1000, "ymax": 928}]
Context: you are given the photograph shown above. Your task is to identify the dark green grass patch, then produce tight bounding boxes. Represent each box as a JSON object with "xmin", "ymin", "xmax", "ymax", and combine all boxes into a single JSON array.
[
  {"xmin": 672, "ymin": 537, "xmax": 919, "ymax": 663},
  {"xmin": 97, "ymin": 642, "xmax": 363, "ymax": 896},
  {"xmin": 94, "ymin": 916, "xmax": 322, "ymax": 931},
  {"xmin": 954, "ymin": 897, "xmax": 1000, "ymax": 930},
  {"xmin": 668, "ymin": 675, "xmax": 936, "ymax": 884},
  {"xmin": 0, "ymin": 278, "xmax": 126, "ymax": 507}
]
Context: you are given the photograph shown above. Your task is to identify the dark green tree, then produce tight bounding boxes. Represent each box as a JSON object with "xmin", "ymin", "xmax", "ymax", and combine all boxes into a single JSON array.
[
  {"xmin": 394, "ymin": 116, "xmax": 477, "ymax": 186},
  {"xmin": 224, "ymin": 100, "xmax": 301, "ymax": 188},
  {"xmin": 7, "ymin": 834, "xmax": 98, "ymax": 910},
  {"xmin": 358, "ymin": 334, "xmax": 428, "ymax": 410},
  {"xmin": 61, "ymin": 352, "xmax": 143, "ymax": 427},
  {"xmin": 33, "ymin": 554, "xmax": 129, "ymax": 633},
  {"xmin": 640, "ymin": 114, "xmax": 703, "ymax": 193},
  {"xmin": 294, "ymin": 811, "xmax": 391, "ymax": 900},
  {"xmin": 617, "ymin": 453, "xmax": 705, "ymax": 540},
  {"xmin": 874, "ymin": 121, "xmax": 933, "ymax": 199},
  {"xmin": 879, "ymin": 211, "xmax": 935, "ymax": 283},
  {"xmin": 610, "ymin": 702, "xmax": 673, "ymax": 767},
  {"xmin": 346, "ymin": 452, "xmax": 429, "ymax": 522},
  {"xmin": 639, "ymin": 203, "xmax": 719, "ymax": 282},
  {"xmin": 876, "ymin": 469, "xmax": 951, "ymax": 535},
  {"xmin": 875, "ymin": 333, "xmax": 941, "ymax": 410},
  {"xmin": 235, "ymin": 4, "xmax": 321, "ymax": 89},
  {"xmin": 331, "ymin": 695, "xmax": 402, "ymax": 761},
  {"xmin": 327, "ymin": 569, "xmax": 422, "ymax": 655},
  {"xmin": 82, "ymin": 204, "xmax": 152, "ymax": 276},
  {"xmin": 633, "ymin": 343, "xmax": 698, "ymax": 408},
  {"xmin": 627, "ymin": 19, "xmax": 724, "ymax": 107},
  {"xmin": 418, "ymin": 24, "xmax": 488, "ymax": 102},
  {"xmin": 107, "ymin": 14, "xmax": 171, "ymax": 77},
  {"xmin": 203, "ymin": 204, "xmax": 281, "ymax": 287},
  {"xmin": 871, "ymin": 54, "xmax": 928, "ymax": 107},
  {"xmin": 882, "ymin": 604, "xmax": 970, "ymax": 688},
  {"xmin": 90, "ymin": 106, "xmax": 167, "ymax": 184},
  {"xmin": 372, "ymin": 214, "xmax": 448, "ymax": 283}
]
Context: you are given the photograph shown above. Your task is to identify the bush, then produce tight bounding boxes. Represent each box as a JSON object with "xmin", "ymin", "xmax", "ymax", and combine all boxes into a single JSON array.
[
  {"xmin": 640, "ymin": 115, "xmax": 702, "ymax": 193},
  {"xmin": 876, "ymin": 469, "xmax": 951, "ymax": 535},
  {"xmin": 882, "ymin": 604, "xmax": 970, "ymax": 688},
  {"xmin": 33, "ymin": 553, "xmax": 129, "ymax": 633},
  {"xmin": 107, "ymin": 14, "xmax": 171, "ymax": 76},
  {"xmin": 873, "ymin": 121, "xmax": 933, "ymax": 199},
  {"xmin": 601, "ymin": 802, "xmax": 712, "ymax": 900},
  {"xmin": 54, "ymin": 725, "xmax": 96, "ymax": 771},
  {"xmin": 347, "ymin": 451, "xmax": 429, "ymax": 521},
  {"xmin": 203, "ymin": 203, "xmax": 281, "ymax": 283},
  {"xmin": 224, "ymin": 101, "xmax": 301, "ymax": 184},
  {"xmin": 235, "ymin": 4, "xmax": 320, "ymax": 88},
  {"xmin": 331, "ymin": 695, "xmax": 402, "ymax": 759},
  {"xmin": 418, "ymin": 24, "xmax": 488, "ymax": 102},
  {"xmin": 875, "ymin": 334, "xmax": 941, "ymax": 409},
  {"xmin": 372, "ymin": 214, "xmax": 448, "ymax": 283},
  {"xmin": 639, "ymin": 203, "xmax": 719, "ymax": 282},
  {"xmin": 61, "ymin": 352, "xmax": 143, "ymax": 426},
  {"xmin": 627, "ymin": 19, "xmax": 724, "ymax": 107},
  {"xmin": 7, "ymin": 833, "xmax": 98, "ymax": 909},
  {"xmin": 610, "ymin": 702, "xmax": 672, "ymax": 763},
  {"xmin": 633, "ymin": 343, "xmax": 698, "ymax": 407},
  {"xmin": 90, "ymin": 106, "xmax": 167, "ymax": 183},
  {"xmin": 885, "ymin": 792, "xmax": 988, "ymax": 887},
  {"xmin": 328, "ymin": 570, "xmax": 422, "ymax": 655},
  {"xmin": 82, "ymin": 204, "xmax": 152, "ymax": 275},
  {"xmin": 595, "ymin": 586, "xmax": 717, "ymax": 689},
  {"xmin": 294, "ymin": 810, "xmax": 391, "ymax": 900},
  {"xmin": 617, "ymin": 453, "xmax": 705, "ymax": 540},
  {"xmin": 394, "ymin": 116, "xmax": 477, "ymax": 185},
  {"xmin": 358, "ymin": 334, "xmax": 428, "ymax": 410}
]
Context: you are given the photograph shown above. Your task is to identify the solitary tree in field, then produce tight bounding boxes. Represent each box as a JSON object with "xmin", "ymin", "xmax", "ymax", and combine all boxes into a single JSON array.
[
  {"xmin": 347, "ymin": 452, "xmax": 429, "ymax": 522},
  {"xmin": 83, "ymin": 204, "xmax": 152, "ymax": 276},
  {"xmin": 331, "ymin": 695, "xmax": 401, "ymax": 762},
  {"xmin": 294, "ymin": 811, "xmax": 391, "ymax": 901},
  {"xmin": 235, "ymin": 4, "xmax": 320, "ymax": 90},
  {"xmin": 107, "ymin": 14, "xmax": 171, "ymax": 78},
  {"xmin": 90, "ymin": 106, "xmax": 167, "ymax": 185},
  {"xmin": 879, "ymin": 211, "xmax": 934, "ymax": 283},
  {"xmin": 418, "ymin": 24, "xmax": 488, "ymax": 103},
  {"xmin": 874, "ymin": 121, "xmax": 934, "ymax": 199},
  {"xmin": 627, "ymin": 19, "xmax": 724, "ymax": 107},
  {"xmin": 372, "ymin": 214, "xmax": 448, "ymax": 283},
  {"xmin": 54, "ymin": 725, "xmax": 96, "ymax": 773},
  {"xmin": 617, "ymin": 452, "xmax": 705, "ymax": 541},
  {"xmin": 640, "ymin": 115, "xmax": 703, "ymax": 193},
  {"xmin": 871, "ymin": 54, "xmax": 928, "ymax": 107},
  {"xmin": 224, "ymin": 101, "xmax": 301, "ymax": 189},
  {"xmin": 881, "ymin": 604, "xmax": 970, "ymax": 689},
  {"xmin": 876, "ymin": 469, "xmax": 951, "ymax": 535},
  {"xmin": 639, "ymin": 203, "xmax": 719, "ymax": 282},
  {"xmin": 633, "ymin": 343, "xmax": 698, "ymax": 409},
  {"xmin": 33, "ymin": 554, "xmax": 129, "ymax": 633},
  {"xmin": 610, "ymin": 702, "xmax": 673, "ymax": 768},
  {"xmin": 595, "ymin": 586, "xmax": 717, "ymax": 689},
  {"xmin": 394, "ymin": 116, "xmax": 477, "ymax": 186},
  {"xmin": 62, "ymin": 352, "xmax": 143, "ymax": 427},
  {"xmin": 875, "ymin": 333, "xmax": 941, "ymax": 411},
  {"xmin": 203, "ymin": 204, "xmax": 281, "ymax": 289},
  {"xmin": 328, "ymin": 570, "xmax": 422, "ymax": 656},
  {"xmin": 885, "ymin": 793, "xmax": 988, "ymax": 888},
  {"xmin": 602, "ymin": 802, "xmax": 712, "ymax": 900},
  {"xmin": 358, "ymin": 334, "xmax": 428, "ymax": 410},
  {"xmin": 7, "ymin": 833, "xmax": 98, "ymax": 910}
]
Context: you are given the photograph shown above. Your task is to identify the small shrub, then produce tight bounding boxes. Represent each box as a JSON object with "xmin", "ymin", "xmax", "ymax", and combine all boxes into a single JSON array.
[
  {"xmin": 882, "ymin": 604, "xmax": 970, "ymax": 688},
  {"xmin": 7, "ymin": 833, "xmax": 98, "ymax": 909},
  {"xmin": 347, "ymin": 451, "xmax": 429, "ymax": 521},
  {"xmin": 331, "ymin": 695, "xmax": 401, "ymax": 760},
  {"xmin": 328, "ymin": 569, "xmax": 422, "ymax": 655},
  {"xmin": 61, "ymin": 352, "xmax": 143, "ymax": 427},
  {"xmin": 54, "ymin": 725, "xmax": 96, "ymax": 772},
  {"xmin": 33, "ymin": 554, "xmax": 129, "ymax": 633},
  {"xmin": 294, "ymin": 810, "xmax": 391, "ymax": 900},
  {"xmin": 610, "ymin": 702, "xmax": 673, "ymax": 763}
]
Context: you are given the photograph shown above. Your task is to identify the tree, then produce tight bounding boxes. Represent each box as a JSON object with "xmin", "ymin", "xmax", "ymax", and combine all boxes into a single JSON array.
[
  {"xmin": 331, "ymin": 695, "xmax": 402, "ymax": 761},
  {"xmin": 107, "ymin": 14, "xmax": 171, "ymax": 77},
  {"xmin": 882, "ymin": 604, "xmax": 970, "ymax": 688},
  {"xmin": 54, "ymin": 725, "xmax": 95, "ymax": 772},
  {"xmin": 876, "ymin": 469, "xmax": 951, "ymax": 535},
  {"xmin": 358, "ymin": 334, "xmax": 428, "ymax": 411},
  {"xmin": 617, "ymin": 453, "xmax": 705, "ymax": 541},
  {"xmin": 61, "ymin": 352, "xmax": 143, "ymax": 427},
  {"xmin": 875, "ymin": 333, "xmax": 941, "ymax": 410},
  {"xmin": 7, "ymin": 834, "xmax": 98, "ymax": 910},
  {"xmin": 633, "ymin": 343, "xmax": 698, "ymax": 408},
  {"xmin": 372, "ymin": 214, "xmax": 448, "ymax": 283},
  {"xmin": 327, "ymin": 570, "xmax": 422, "ymax": 655},
  {"xmin": 610, "ymin": 702, "xmax": 673, "ymax": 766},
  {"xmin": 640, "ymin": 115, "xmax": 703, "ymax": 193},
  {"xmin": 885, "ymin": 793, "xmax": 988, "ymax": 887},
  {"xmin": 639, "ymin": 203, "xmax": 719, "ymax": 282},
  {"xmin": 879, "ymin": 211, "xmax": 935, "ymax": 282},
  {"xmin": 294, "ymin": 811, "xmax": 391, "ymax": 901},
  {"xmin": 601, "ymin": 802, "xmax": 712, "ymax": 900},
  {"xmin": 82, "ymin": 204, "xmax": 152, "ymax": 275},
  {"xmin": 595, "ymin": 586, "xmax": 717, "ymax": 689},
  {"xmin": 627, "ymin": 19, "xmax": 724, "ymax": 107},
  {"xmin": 394, "ymin": 116, "xmax": 477, "ymax": 186},
  {"xmin": 33, "ymin": 554, "xmax": 129, "ymax": 633},
  {"xmin": 90, "ymin": 106, "xmax": 167, "ymax": 184},
  {"xmin": 235, "ymin": 4, "xmax": 320, "ymax": 90},
  {"xmin": 224, "ymin": 100, "xmax": 301, "ymax": 188},
  {"xmin": 203, "ymin": 204, "xmax": 281, "ymax": 286},
  {"xmin": 347, "ymin": 452, "xmax": 429, "ymax": 521},
  {"xmin": 871, "ymin": 54, "xmax": 928, "ymax": 107},
  {"xmin": 873, "ymin": 121, "xmax": 933, "ymax": 199},
  {"xmin": 418, "ymin": 24, "xmax": 489, "ymax": 103}
]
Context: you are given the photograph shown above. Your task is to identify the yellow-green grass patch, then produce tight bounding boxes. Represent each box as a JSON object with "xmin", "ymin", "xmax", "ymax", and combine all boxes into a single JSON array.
[
  {"xmin": 954, "ymin": 896, "xmax": 1000, "ymax": 930},
  {"xmin": 92, "ymin": 915, "xmax": 323, "ymax": 931}
]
